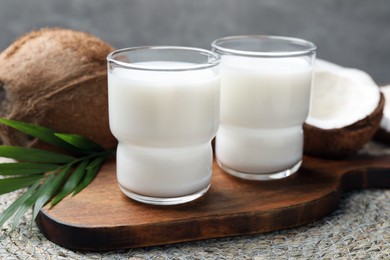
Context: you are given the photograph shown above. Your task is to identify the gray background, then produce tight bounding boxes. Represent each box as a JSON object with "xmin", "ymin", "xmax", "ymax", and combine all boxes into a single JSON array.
[{"xmin": 0, "ymin": 0, "xmax": 389, "ymax": 84}]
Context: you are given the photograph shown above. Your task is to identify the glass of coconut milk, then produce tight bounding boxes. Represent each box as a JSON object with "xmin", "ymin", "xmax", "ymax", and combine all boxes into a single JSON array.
[
  {"xmin": 212, "ymin": 35, "xmax": 316, "ymax": 180},
  {"xmin": 107, "ymin": 46, "xmax": 220, "ymax": 205}
]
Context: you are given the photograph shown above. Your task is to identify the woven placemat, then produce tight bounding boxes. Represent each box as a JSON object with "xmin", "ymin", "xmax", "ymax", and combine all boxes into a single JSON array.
[{"xmin": 1, "ymin": 142, "xmax": 389, "ymax": 259}]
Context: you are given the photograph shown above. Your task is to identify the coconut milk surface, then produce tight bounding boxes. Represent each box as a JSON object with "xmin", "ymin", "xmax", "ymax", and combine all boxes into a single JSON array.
[
  {"xmin": 109, "ymin": 65, "xmax": 220, "ymax": 147},
  {"xmin": 216, "ymin": 56, "xmax": 312, "ymax": 174},
  {"xmin": 108, "ymin": 62, "xmax": 220, "ymax": 197}
]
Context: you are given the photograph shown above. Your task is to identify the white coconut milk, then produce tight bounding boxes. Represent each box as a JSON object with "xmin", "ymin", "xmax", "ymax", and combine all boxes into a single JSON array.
[
  {"xmin": 216, "ymin": 56, "xmax": 312, "ymax": 175},
  {"xmin": 108, "ymin": 62, "xmax": 220, "ymax": 198}
]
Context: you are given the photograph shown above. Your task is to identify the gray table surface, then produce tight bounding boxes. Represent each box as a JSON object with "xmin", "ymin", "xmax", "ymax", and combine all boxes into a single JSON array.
[{"xmin": 1, "ymin": 142, "xmax": 389, "ymax": 259}]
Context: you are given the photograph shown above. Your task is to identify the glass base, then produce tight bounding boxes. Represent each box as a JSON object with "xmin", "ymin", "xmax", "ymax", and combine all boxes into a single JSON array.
[
  {"xmin": 119, "ymin": 183, "xmax": 210, "ymax": 206},
  {"xmin": 217, "ymin": 160, "xmax": 302, "ymax": 181}
]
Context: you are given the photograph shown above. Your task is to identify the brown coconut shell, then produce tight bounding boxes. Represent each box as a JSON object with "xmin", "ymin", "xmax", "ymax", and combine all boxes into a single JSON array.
[
  {"xmin": 0, "ymin": 28, "xmax": 117, "ymax": 150},
  {"xmin": 373, "ymin": 128, "xmax": 390, "ymax": 144},
  {"xmin": 303, "ymin": 93, "xmax": 384, "ymax": 159},
  {"xmin": 373, "ymin": 85, "xmax": 390, "ymax": 145}
]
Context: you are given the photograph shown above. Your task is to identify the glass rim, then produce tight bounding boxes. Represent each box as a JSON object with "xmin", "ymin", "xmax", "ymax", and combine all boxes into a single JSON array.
[
  {"xmin": 107, "ymin": 46, "xmax": 220, "ymax": 71},
  {"xmin": 211, "ymin": 35, "xmax": 317, "ymax": 58}
]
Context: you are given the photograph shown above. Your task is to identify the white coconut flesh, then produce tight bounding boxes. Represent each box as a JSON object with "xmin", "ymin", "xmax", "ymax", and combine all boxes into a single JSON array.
[
  {"xmin": 379, "ymin": 85, "xmax": 390, "ymax": 131},
  {"xmin": 306, "ymin": 59, "xmax": 381, "ymax": 130}
]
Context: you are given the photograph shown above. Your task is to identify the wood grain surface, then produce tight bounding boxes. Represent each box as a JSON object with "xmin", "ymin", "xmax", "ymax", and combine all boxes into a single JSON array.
[{"xmin": 35, "ymin": 155, "xmax": 390, "ymax": 251}]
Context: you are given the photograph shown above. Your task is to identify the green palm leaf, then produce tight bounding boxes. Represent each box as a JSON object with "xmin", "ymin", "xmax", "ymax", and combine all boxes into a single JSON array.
[
  {"xmin": 55, "ymin": 133, "xmax": 104, "ymax": 152},
  {"xmin": 32, "ymin": 165, "xmax": 71, "ymax": 215},
  {"xmin": 0, "ymin": 162, "xmax": 60, "ymax": 176},
  {"xmin": 0, "ymin": 181, "xmax": 40, "ymax": 227},
  {"xmin": 73, "ymin": 156, "xmax": 106, "ymax": 196},
  {"xmin": 12, "ymin": 189, "xmax": 40, "ymax": 229},
  {"xmin": 0, "ymin": 118, "xmax": 115, "ymax": 229},
  {"xmin": 30, "ymin": 174, "xmax": 56, "ymax": 224},
  {"xmin": 0, "ymin": 118, "xmax": 77, "ymax": 151},
  {"xmin": 50, "ymin": 160, "xmax": 89, "ymax": 207},
  {"xmin": 0, "ymin": 175, "xmax": 44, "ymax": 195},
  {"xmin": 0, "ymin": 146, "xmax": 75, "ymax": 163}
]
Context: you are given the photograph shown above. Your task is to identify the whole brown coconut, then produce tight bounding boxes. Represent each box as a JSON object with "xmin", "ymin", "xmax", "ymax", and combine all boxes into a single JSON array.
[
  {"xmin": 304, "ymin": 93, "xmax": 384, "ymax": 159},
  {"xmin": 0, "ymin": 28, "xmax": 117, "ymax": 150}
]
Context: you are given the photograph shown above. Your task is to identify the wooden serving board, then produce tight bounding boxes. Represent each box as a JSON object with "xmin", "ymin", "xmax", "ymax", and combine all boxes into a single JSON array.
[{"xmin": 36, "ymin": 155, "xmax": 390, "ymax": 251}]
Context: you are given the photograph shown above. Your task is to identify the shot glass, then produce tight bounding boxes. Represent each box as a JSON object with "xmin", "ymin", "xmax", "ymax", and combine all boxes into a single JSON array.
[
  {"xmin": 212, "ymin": 35, "xmax": 316, "ymax": 180},
  {"xmin": 107, "ymin": 46, "xmax": 220, "ymax": 205}
]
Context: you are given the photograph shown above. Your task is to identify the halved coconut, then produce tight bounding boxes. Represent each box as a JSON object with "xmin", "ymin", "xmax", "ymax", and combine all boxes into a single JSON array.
[
  {"xmin": 304, "ymin": 59, "xmax": 384, "ymax": 159},
  {"xmin": 373, "ymin": 85, "xmax": 390, "ymax": 143}
]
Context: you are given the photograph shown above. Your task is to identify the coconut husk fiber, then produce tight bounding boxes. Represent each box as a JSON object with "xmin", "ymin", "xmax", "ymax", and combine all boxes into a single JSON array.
[{"xmin": 0, "ymin": 28, "xmax": 117, "ymax": 150}]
